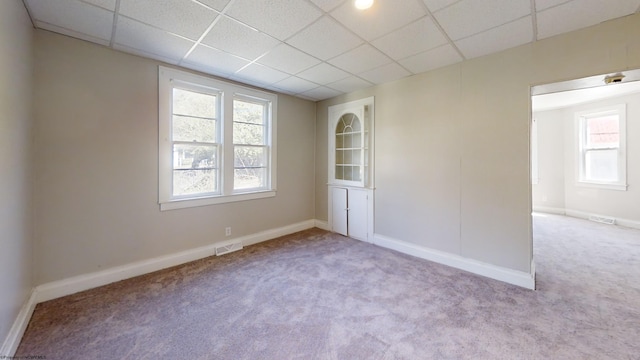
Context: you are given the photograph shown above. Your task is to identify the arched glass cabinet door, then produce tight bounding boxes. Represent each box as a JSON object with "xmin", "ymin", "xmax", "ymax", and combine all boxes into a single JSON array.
[{"xmin": 335, "ymin": 112, "xmax": 363, "ymax": 183}]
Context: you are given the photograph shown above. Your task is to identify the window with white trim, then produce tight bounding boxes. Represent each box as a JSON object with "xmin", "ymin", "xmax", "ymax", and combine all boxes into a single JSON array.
[
  {"xmin": 575, "ymin": 104, "xmax": 626, "ymax": 190},
  {"xmin": 159, "ymin": 67, "xmax": 277, "ymax": 210}
]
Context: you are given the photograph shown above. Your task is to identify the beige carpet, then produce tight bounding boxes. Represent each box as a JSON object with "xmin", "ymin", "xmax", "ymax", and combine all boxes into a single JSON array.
[{"xmin": 16, "ymin": 214, "xmax": 640, "ymax": 359}]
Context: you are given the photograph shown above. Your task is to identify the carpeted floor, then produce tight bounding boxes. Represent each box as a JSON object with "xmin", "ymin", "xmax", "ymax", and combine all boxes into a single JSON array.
[{"xmin": 16, "ymin": 214, "xmax": 640, "ymax": 359}]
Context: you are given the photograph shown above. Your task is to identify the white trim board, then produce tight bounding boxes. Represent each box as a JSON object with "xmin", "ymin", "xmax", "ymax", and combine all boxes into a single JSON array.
[
  {"xmin": 314, "ymin": 220, "xmax": 330, "ymax": 231},
  {"xmin": 0, "ymin": 290, "xmax": 37, "ymax": 357},
  {"xmin": 373, "ymin": 234, "xmax": 535, "ymax": 290},
  {"xmin": 564, "ymin": 209, "xmax": 640, "ymax": 230},
  {"xmin": 532, "ymin": 206, "xmax": 566, "ymax": 215},
  {"xmin": 534, "ymin": 207, "xmax": 640, "ymax": 230},
  {"xmin": 35, "ymin": 220, "xmax": 316, "ymax": 303}
]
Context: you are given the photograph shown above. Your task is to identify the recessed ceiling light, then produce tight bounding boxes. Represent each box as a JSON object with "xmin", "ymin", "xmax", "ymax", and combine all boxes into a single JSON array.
[{"xmin": 354, "ymin": 0, "xmax": 374, "ymax": 10}]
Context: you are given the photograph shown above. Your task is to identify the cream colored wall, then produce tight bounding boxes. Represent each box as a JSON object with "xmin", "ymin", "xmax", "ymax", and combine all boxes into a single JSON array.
[
  {"xmin": 0, "ymin": 0, "xmax": 33, "ymax": 347},
  {"xmin": 33, "ymin": 31, "xmax": 316, "ymax": 284},
  {"xmin": 532, "ymin": 110, "xmax": 566, "ymax": 209},
  {"xmin": 316, "ymin": 13, "xmax": 640, "ymax": 273},
  {"xmin": 534, "ymin": 92, "xmax": 640, "ymax": 222}
]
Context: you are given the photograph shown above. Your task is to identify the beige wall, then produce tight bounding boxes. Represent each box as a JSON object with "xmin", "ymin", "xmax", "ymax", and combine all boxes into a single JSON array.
[
  {"xmin": 316, "ymin": 13, "xmax": 640, "ymax": 273},
  {"xmin": 533, "ymin": 92, "xmax": 640, "ymax": 222},
  {"xmin": 33, "ymin": 31, "xmax": 316, "ymax": 284},
  {"xmin": 0, "ymin": 0, "xmax": 33, "ymax": 347}
]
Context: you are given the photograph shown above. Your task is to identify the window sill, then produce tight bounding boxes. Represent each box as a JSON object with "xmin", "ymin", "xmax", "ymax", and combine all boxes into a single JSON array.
[
  {"xmin": 576, "ymin": 181, "xmax": 627, "ymax": 191},
  {"xmin": 160, "ymin": 190, "xmax": 276, "ymax": 211}
]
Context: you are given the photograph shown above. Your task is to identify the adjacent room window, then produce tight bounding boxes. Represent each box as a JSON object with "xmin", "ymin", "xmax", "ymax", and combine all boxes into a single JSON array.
[
  {"xmin": 575, "ymin": 104, "xmax": 626, "ymax": 190},
  {"xmin": 159, "ymin": 67, "xmax": 277, "ymax": 210}
]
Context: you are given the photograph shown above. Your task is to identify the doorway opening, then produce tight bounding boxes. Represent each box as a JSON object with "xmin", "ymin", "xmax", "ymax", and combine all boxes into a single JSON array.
[{"xmin": 530, "ymin": 68, "xmax": 640, "ymax": 283}]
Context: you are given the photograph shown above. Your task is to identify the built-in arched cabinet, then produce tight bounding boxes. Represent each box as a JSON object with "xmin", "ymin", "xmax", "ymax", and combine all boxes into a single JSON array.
[{"xmin": 328, "ymin": 97, "xmax": 374, "ymax": 242}]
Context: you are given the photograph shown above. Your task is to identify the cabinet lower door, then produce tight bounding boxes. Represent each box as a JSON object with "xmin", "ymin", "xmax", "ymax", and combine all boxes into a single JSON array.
[
  {"xmin": 347, "ymin": 188, "xmax": 368, "ymax": 241},
  {"xmin": 331, "ymin": 187, "xmax": 348, "ymax": 236}
]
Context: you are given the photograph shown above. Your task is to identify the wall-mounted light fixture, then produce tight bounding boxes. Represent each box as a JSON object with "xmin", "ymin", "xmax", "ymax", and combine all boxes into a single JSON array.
[{"xmin": 354, "ymin": 0, "xmax": 374, "ymax": 10}]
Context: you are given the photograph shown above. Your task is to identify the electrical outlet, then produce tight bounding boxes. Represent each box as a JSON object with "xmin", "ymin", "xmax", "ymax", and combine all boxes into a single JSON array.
[{"xmin": 225, "ymin": 227, "xmax": 231, "ymax": 236}]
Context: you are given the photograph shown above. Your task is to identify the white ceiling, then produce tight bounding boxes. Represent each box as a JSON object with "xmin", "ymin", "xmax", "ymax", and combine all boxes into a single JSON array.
[{"xmin": 23, "ymin": 0, "xmax": 640, "ymax": 101}]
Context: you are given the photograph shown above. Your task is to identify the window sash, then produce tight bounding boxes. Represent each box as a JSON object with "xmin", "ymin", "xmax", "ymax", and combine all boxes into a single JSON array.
[
  {"xmin": 233, "ymin": 144, "xmax": 269, "ymax": 191},
  {"xmin": 583, "ymin": 148, "xmax": 619, "ymax": 183},
  {"xmin": 170, "ymin": 84, "xmax": 221, "ymax": 198}
]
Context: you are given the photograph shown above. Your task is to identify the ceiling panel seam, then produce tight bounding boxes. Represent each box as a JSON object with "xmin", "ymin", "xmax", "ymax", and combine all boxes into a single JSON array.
[
  {"xmin": 452, "ymin": 14, "xmax": 533, "ymax": 43},
  {"xmin": 179, "ymin": 0, "xmax": 237, "ymax": 65},
  {"xmin": 530, "ymin": 0, "xmax": 538, "ymax": 42},
  {"xmin": 108, "ymin": 0, "xmax": 121, "ymax": 48},
  {"xmin": 414, "ymin": 0, "xmax": 466, "ymax": 61}
]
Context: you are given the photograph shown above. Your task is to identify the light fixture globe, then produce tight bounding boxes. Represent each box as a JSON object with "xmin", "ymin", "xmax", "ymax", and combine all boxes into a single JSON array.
[{"xmin": 354, "ymin": 0, "xmax": 374, "ymax": 10}]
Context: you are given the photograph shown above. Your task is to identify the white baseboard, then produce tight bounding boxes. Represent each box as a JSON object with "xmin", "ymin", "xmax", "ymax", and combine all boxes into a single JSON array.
[
  {"xmin": 0, "ymin": 290, "xmax": 37, "ymax": 357},
  {"xmin": 314, "ymin": 220, "xmax": 330, "ymax": 231},
  {"xmin": 373, "ymin": 234, "xmax": 535, "ymax": 290},
  {"xmin": 564, "ymin": 209, "xmax": 601, "ymax": 221},
  {"xmin": 563, "ymin": 209, "xmax": 640, "ymax": 230},
  {"xmin": 533, "ymin": 206, "xmax": 566, "ymax": 215},
  {"xmin": 616, "ymin": 218, "xmax": 640, "ymax": 230},
  {"xmin": 35, "ymin": 220, "xmax": 316, "ymax": 303},
  {"xmin": 534, "ymin": 207, "xmax": 640, "ymax": 230}
]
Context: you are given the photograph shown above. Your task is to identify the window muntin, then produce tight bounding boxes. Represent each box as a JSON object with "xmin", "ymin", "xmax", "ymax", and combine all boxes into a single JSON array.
[
  {"xmin": 576, "ymin": 104, "xmax": 626, "ymax": 190},
  {"xmin": 159, "ymin": 67, "xmax": 277, "ymax": 210}
]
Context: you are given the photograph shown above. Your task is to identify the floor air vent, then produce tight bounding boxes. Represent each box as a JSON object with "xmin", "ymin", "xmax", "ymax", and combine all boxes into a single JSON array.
[
  {"xmin": 588, "ymin": 215, "xmax": 615, "ymax": 225},
  {"xmin": 215, "ymin": 241, "xmax": 243, "ymax": 256}
]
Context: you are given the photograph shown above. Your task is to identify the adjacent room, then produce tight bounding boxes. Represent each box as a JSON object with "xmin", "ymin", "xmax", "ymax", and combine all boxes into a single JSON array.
[{"xmin": 1, "ymin": 0, "xmax": 639, "ymax": 358}]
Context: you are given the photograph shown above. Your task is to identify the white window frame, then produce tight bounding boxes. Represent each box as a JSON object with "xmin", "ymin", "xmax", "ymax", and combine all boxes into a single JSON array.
[
  {"xmin": 575, "ymin": 104, "xmax": 627, "ymax": 191},
  {"xmin": 159, "ymin": 66, "xmax": 277, "ymax": 210}
]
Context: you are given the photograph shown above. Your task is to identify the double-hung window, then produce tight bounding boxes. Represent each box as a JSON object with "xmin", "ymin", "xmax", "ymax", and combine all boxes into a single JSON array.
[
  {"xmin": 575, "ymin": 104, "xmax": 627, "ymax": 190},
  {"xmin": 159, "ymin": 67, "xmax": 277, "ymax": 210}
]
